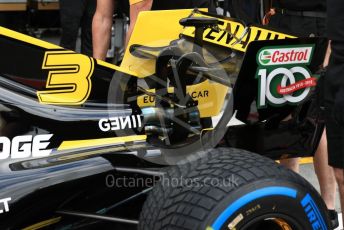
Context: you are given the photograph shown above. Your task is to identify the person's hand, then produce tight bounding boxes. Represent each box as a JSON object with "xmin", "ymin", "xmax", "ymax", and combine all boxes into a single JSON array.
[{"xmin": 333, "ymin": 89, "xmax": 344, "ymax": 125}]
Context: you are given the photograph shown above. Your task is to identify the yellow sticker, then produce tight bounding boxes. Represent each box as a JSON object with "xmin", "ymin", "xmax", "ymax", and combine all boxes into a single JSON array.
[
  {"xmin": 137, "ymin": 80, "xmax": 228, "ymax": 118},
  {"xmin": 37, "ymin": 51, "xmax": 94, "ymax": 105}
]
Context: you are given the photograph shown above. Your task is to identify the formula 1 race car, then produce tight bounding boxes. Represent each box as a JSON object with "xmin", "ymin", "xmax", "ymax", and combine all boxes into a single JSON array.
[{"xmin": 0, "ymin": 9, "xmax": 331, "ymax": 230}]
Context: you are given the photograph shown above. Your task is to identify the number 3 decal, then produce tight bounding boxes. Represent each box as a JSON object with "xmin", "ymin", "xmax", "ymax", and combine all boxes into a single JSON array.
[{"xmin": 37, "ymin": 50, "xmax": 94, "ymax": 105}]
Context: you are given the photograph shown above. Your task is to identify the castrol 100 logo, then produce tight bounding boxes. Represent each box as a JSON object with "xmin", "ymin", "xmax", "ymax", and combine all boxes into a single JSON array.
[{"xmin": 256, "ymin": 45, "xmax": 316, "ymax": 108}]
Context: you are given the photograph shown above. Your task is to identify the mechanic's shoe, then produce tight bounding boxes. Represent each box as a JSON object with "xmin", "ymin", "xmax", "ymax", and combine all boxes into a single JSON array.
[{"xmin": 329, "ymin": 209, "xmax": 339, "ymax": 229}]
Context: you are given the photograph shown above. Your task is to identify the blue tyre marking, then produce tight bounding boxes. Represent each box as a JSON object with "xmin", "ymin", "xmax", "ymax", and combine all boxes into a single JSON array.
[
  {"xmin": 301, "ymin": 194, "xmax": 327, "ymax": 230},
  {"xmin": 211, "ymin": 186, "xmax": 297, "ymax": 230}
]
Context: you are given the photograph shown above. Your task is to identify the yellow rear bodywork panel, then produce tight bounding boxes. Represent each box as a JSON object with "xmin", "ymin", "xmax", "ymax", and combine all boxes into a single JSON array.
[
  {"xmin": 122, "ymin": 9, "xmax": 229, "ymax": 118},
  {"xmin": 121, "ymin": 9, "xmax": 197, "ymax": 77}
]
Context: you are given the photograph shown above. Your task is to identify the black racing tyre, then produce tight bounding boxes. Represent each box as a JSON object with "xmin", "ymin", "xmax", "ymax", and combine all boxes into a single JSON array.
[{"xmin": 139, "ymin": 148, "xmax": 331, "ymax": 230}]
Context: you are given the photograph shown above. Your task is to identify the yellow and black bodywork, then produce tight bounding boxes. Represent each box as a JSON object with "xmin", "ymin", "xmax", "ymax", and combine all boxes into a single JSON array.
[{"xmin": 0, "ymin": 9, "xmax": 328, "ymax": 229}]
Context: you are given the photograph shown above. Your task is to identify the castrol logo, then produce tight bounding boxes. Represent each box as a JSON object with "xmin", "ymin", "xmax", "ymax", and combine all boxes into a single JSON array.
[{"xmin": 258, "ymin": 45, "xmax": 314, "ymax": 66}]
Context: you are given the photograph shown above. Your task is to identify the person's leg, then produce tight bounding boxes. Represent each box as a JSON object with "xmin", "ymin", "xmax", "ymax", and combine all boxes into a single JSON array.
[
  {"xmin": 81, "ymin": 0, "xmax": 97, "ymax": 56},
  {"xmin": 279, "ymin": 114, "xmax": 299, "ymax": 173},
  {"xmin": 313, "ymin": 130, "xmax": 337, "ymax": 210},
  {"xmin": 325, "ymin": 51, "xmax": 344, "ymax": 228},
  {"xmin": 59, "ymin": 0, "xmax": 83, "ymax": 51},
  {"xmin": 333, "ymin": 168, "xmax": 344, "ymax": 224},
  {"xmin": 279, "ymin": 158, "xmax": 299, "ymax": 173},
  {"xmin": 313, "ymin": 129, "xmax": 338, "ymax": 230}
]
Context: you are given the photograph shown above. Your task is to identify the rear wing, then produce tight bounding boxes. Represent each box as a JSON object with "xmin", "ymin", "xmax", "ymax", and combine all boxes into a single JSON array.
[{"xmin": 181, "ymin": 11, "xmax": 296, "ymax": 52}]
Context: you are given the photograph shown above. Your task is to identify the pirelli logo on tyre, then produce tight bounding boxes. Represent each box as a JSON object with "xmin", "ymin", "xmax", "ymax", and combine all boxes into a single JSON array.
[
  {"xmin": 257, "ymin": 45, "xmax": 314, "ymax": 66},
  {"xmin": 301, "ymin": 194, "xmax": 327, "ymax": 230}
]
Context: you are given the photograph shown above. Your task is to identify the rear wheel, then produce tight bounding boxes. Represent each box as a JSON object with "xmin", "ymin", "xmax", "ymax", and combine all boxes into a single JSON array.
[{"xmin": 139, "ymin": 148, "xmax": 330, "ymax": 230}]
